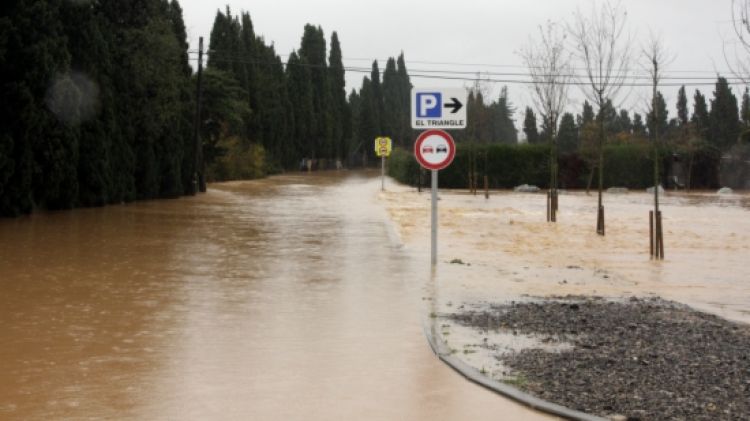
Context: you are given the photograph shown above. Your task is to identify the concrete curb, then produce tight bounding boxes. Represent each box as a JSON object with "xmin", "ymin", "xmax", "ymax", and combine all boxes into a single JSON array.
[{"xmin": 422, "ymin": 322, "xmax": 608, "ymax": 421}]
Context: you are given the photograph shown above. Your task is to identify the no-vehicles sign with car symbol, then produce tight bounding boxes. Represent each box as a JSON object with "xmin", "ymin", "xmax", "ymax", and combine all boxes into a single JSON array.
[
  {"xmin": 414, "ymin": 130, "xmax": 456, "ymax": 171},
  {"xmin": 411, "ymin": 88, "xmax": 467, "ymax": 129}
]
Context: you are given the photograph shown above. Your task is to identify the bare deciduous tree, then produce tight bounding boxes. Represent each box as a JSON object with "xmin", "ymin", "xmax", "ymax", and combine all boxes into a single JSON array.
[
  {"xmin": 729, "ymin": 0, "xmax": 750, "ymax": 81},
  {"xmin": 568, "ymin": 0, "xmax": 631, "ymax": 235},
  {"xmin": 519, "ymin": 21, "xmax": 572, "ymax": 223},
  {"xmin": 729, "ymin": 0, "xmax": 750, "ymax": 151},
  {"xmin": 642, "ymin": 33, "xmax": 673, "ymax": 259}
]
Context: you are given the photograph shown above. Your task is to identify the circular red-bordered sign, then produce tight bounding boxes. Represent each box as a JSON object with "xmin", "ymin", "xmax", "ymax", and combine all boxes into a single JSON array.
[{"xmin": 414, "ymin": 129, "xmax": 456, "ymax": 171}]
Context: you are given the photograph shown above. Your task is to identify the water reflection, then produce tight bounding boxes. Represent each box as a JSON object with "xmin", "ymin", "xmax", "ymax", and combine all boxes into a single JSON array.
[{"xmin": 0, "ymin": 172, "xmax": 551, "ymax": 420}]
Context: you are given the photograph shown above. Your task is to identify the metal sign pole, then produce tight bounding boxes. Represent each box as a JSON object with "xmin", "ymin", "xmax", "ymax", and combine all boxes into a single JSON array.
[
  {"xmin": 431, "ymin": 169, "xmax": 438, "ymax": 266},
  {"xmin": 381, "ymin": 155, "xmax": 386, "ymax": 191}
]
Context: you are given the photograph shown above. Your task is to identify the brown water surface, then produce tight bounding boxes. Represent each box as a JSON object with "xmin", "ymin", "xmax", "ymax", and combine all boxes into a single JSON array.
[
  {"xmin": 384, "ymin": 186, "xmax": 750, "ymax": 324},
  {"xmin": 0, "ymin": 172, "xmax": 551, "ymax": 420}
]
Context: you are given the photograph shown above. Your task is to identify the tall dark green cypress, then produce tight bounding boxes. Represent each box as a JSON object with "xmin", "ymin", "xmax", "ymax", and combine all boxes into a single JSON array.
[
  {"xmin": 677, "ymin": 86, "xmax": 689, "ymax": 126},
  {"xmin": 523, "ymin": 107, "xmax": 539, "ymax": 144},
  {"xmin": 381, "ymin": 58, "xmax": 401, "ymax": 142},
  {"xmin": 491, "ymin": 87, "xmax": 517, "ymax": 144},
  {"xmin": 740, "ymin": 88, "xmax": 750, "ymax": 129},
  {"xmin": 0, "ymin": 0, "xmax": 75, "ymax": 215},
  {"xmin": 168, "ymin": 0, "xmax": 197, "ymax": 196},
  {"xmin": 154, "ymin": 0, "xmax": 192, "ymax": 198},
  {"xmin": 692, "ymin": 90, "xmax": 710, "ymax": 139},
  {"xmin": 709, "ymin": 77, "xmax": 740, "ymax": 150},
  {"xmin": 1, "ymin": 0, "xmax": 196, "ymax": 215},
  {"xmin": 370, "ymin": 61, "xmax": 384, "ymax": 136},
  {"xmin": 558, "ymin": 113, "xmax": 578, "ymax": 154},
  {"xmin": 258, "ymin": 44, "xmax": 290, "ymax": 167},
  {"xmin": 208, "ymin": 6, "xmax": 242, "ymax": 77},
  {"xmin": 396, "ymin": 54, "xmax": 412, "ymax": 146},
  {"xmin": 647, "ymin": 91, "xmax": 669, "ymax": 139},
  {"xmin": 632, "ymin": 113, "xmax": 647, "ymax": 136},
  {"xmin": 286, "ymin": 51, "xmax": 315, "ymax": 158},
  {"xmin": 299, "ymin": 25, "xmax": 330, "ymax": 159},
  {"xmin": 60, "ymin": 1, "xmax": 112, "ymax": 206},
  {"xmin": 328, "ymin": 32, "xmax": 347, "ymax": 160},
  {"xmin": 347, "ymin": 88, "xmax": 361, "ymax": 163},
  {"xmin": 617, "ymin": 109, "xmax": 632, "ymax": 134},
  {"xmin": 581, "ymin": 101, "xmax": 595, "ymax": 126},
  {"xmin": 357, "ymin": 77, "xmax": 379, "ymax": 160},
  {"xmin": 239, "ymin": 12, "xmax": 258, "ymax": 141},
  {"xmin": 598, "ymin": 100, "xmax": 619, "ymax": 135},
  {"xmin": 102, "ymin": 0, "xmax": 191, "ymax": 200}
]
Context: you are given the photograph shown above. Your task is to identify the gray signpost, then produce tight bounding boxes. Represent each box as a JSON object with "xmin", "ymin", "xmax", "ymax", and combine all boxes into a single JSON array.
[
  {"xmin": 412, "ymin": 88, "xmax": 466, "ymax": 266},
  {"xmin": 413, "ymin": 129, "xmax": 457, "ymax": 266}
]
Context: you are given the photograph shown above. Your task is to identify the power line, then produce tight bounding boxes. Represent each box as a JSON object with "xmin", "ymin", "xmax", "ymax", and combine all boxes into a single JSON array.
[
  {"xmin": 189, "ymin": 49, "xmax": 744, "ymax": 78},
  {"xmin": 188, "ymin": 54, "xmax": 750, "ymax": 88}
]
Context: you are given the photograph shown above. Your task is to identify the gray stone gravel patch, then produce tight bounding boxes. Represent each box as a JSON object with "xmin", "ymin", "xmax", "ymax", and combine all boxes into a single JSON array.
[{"xmin": 449, "ymin": 296, "xmax": 750, "ymax": 420}]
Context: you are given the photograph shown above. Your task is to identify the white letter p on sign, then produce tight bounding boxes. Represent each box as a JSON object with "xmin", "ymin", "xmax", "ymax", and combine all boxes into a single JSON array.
[{"xmin": 419, "ymin": 94, "xmax": 438, "ymax": 117}]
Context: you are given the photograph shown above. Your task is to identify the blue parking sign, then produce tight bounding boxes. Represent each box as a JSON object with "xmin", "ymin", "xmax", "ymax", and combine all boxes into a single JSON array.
[
  {"xmin": 416, "ymin": 93, "xmax": 442, "ymax": 118},
  {"xmin": 411, "ymin": 88, "xmax": 467, "ymax": 129}
]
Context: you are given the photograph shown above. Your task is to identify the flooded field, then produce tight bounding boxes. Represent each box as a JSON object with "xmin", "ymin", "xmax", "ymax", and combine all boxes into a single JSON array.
[
  {"xmin": 383, "ymin": 185, "xmax": 750, "ymax": 325},
  {"xmin": 0, "ymin": 172, "xmax": 552, "ymax": 420}
]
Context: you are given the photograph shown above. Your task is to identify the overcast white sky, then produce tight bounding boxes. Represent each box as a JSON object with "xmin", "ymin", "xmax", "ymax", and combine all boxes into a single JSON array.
[{"xmin": 180, "ymin": 0, "xmax": 745, "ymax": 126}]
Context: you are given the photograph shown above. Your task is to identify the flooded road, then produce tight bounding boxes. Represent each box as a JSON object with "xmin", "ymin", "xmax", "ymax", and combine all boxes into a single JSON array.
[{"xmin": 0, "ymin": 172, "xmax": 552, "ymax": 420}]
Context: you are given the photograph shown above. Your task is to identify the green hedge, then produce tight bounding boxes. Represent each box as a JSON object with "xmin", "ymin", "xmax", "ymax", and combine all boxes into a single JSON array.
[
  {"xmin": 388, "ymin": 143, "xmax": 549, "ymax": 189},
  {"xmin": 388, "ymin": 143, "xmax": 720, "ymax": 190}
]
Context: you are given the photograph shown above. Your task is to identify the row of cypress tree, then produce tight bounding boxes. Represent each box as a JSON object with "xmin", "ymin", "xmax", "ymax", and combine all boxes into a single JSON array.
[
  {"xmin": 1, "ymin": 0, "xmax": 195, "ymax": 216},
  {"xmin": 521, "ymin": 78, "xmax": 750, "ymax": 155},
  {"xmin": 204, "ymin": 7, "xmax": 422, "ymax": 170},
  {"xmin": 205, "ymin": 9, "xmax": 351, "ymax": 169},
  {"xmin": 7, "ymin": 4, "xmax": 747, "ymax": 217}
]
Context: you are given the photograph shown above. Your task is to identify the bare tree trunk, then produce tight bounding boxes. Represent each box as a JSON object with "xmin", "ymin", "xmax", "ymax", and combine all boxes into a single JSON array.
[
  {"xmin": 687, "ymin": 152, "xmax": 694, "ymax": 192},
  {"xmin": 645, "ymin": 35, "xmax": 670, "ymax": 259},
  {"xmin": 520, "ymin": 21, "xmax": 570, "ymax": 224},
  {"xmin": 586, "ymin": 165, "xmax": 595, "ymax": 195},
  {"xmin": 596, "ymin": 92, "xmax": 605, "ymax": 236},
  {"xmin": 568, "ymin": 1, "xmax": 631, "ymax": 235}
]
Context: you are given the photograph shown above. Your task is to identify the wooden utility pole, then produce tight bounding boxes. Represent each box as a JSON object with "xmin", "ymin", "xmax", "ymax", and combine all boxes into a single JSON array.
[{"xmin": 193, "ymin": 37, "xmax": 206, "ymax": 193}]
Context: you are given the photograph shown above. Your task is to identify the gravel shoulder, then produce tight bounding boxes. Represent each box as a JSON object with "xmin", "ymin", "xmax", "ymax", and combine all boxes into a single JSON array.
[{"xmin": 449, "ymin": 296, "xmax": 750, "ymax": 420}]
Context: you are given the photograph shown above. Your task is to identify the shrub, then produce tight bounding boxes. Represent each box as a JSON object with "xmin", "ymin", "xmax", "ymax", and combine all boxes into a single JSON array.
[{"xmin": 206, "ymin": 137, "xmax": 268, "ymax": 182}]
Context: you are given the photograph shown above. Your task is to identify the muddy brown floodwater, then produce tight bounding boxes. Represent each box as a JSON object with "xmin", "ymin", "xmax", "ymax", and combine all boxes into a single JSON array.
[
  {"xmin": 382, "ymin": 183, "xmax": 750, "ymax": 385},
  {"xmin": 0, "ymin": 171, "xmax": 553, "ymax": 421}
]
